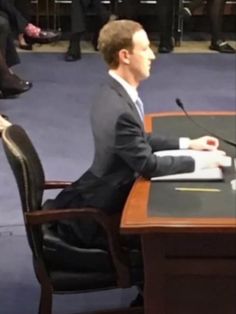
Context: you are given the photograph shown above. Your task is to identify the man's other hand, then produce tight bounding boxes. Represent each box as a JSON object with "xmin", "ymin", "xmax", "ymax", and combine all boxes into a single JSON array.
[{"xmin": 189, "ymin": 136, "xmax": 219, "ymax": 151}]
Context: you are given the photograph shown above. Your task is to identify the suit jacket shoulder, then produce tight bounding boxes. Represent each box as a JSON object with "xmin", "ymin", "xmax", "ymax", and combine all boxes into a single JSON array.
[{"xmin": 91, "ymin": 77, "xmax": 143, "ymax": 129}]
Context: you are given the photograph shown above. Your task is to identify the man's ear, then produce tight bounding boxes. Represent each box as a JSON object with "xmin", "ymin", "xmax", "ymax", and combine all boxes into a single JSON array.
[{"xmin": 118, "ymin": 49, "xmax": 130, "ymax": 65}]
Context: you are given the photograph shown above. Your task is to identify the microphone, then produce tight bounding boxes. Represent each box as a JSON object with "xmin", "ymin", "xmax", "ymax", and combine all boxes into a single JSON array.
[{"xmin": 175, "ymin": 98, "xmax": 236, "ymax": 148}]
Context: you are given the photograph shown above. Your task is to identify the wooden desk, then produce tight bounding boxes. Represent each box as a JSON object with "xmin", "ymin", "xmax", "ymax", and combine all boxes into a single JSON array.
[{"xmin": 121, "ymin": 112, "xmax": 236, "ymax": 314}]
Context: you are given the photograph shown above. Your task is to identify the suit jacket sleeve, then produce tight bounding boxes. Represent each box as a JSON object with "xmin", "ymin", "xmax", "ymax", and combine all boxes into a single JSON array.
[
  {"xmin": 146, "ymin": 132, "xmax": 180, "ymax": 152},
  {"xmin": 115, "ymin": 112, "xmax": 195, "ymax": 179}
]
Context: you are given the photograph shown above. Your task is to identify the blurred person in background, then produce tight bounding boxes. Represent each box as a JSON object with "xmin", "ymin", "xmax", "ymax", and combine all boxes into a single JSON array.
[
  {"xmin": 0, "ymin": 0, "xmax": 60, "ymax": 51},
  {"xmin": 0, "ymin": 13, "xmax": 32, "ymax": 97},
  {"xmin": 65, "ymin": 0, "xmax": 110, "ymax": 61},
  {"xmin": 114, "ymin": 0, "xmax": 176, "ymax": 53},
  {"xmin": 182, "ymin": 0, "xmax": 235, "ymax": 53}
]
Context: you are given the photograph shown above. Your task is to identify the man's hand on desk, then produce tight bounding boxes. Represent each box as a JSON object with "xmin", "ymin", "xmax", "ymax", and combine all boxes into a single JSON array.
[
  {"xmin": 195, "ymin": 150, "xmax": 232, "ymax": 170},
  {"xmin": 189, "ymin": 136, "xmax": 219, "ymax": 151}
]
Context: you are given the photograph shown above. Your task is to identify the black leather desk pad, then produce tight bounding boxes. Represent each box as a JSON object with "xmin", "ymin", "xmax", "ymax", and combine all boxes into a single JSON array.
[{"xmin": 148, "ymin": 115, "xmax": 236, "ymax": 218}]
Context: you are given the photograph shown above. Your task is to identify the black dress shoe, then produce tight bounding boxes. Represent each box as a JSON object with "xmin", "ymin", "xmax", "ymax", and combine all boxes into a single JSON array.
[
  {"xmin": 159, "ymin": 37, "xmax": 174, "ymax": 53},
  {"xmin": 25, "ymin": 30, "xmax": 61, "ymax": 45},
  {"xmin": 158, "ymin": 44, "xmax": 173, "ymax": 53},
  {"xmin": 11, "ymin": 74, "xmax": 33, "ymax": 89},
  {"xmin": 19, "ymin": 43, "xmax": 33, "ymax": 51},
  {"xmin": 0, "ymin": 74, "xmax": 32, "ymax": 98},
  {"xmin": 209, "ymin": 40, "xmax": 236, "ymax": 54},
  {"xmin": 65, "ymin": 49, "xmax": 81, "ymax": 62}
]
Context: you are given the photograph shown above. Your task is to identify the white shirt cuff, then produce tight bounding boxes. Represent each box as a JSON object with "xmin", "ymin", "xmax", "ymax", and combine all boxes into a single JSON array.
[{"xmin": 179, "ymin": 137, "xmax": 190, "ymax": 149}]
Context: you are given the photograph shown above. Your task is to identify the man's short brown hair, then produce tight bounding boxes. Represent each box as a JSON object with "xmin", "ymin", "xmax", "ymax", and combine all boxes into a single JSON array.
[{"xmin": 98, "ymin": 20, "xmax": 143, "ymax": 69}]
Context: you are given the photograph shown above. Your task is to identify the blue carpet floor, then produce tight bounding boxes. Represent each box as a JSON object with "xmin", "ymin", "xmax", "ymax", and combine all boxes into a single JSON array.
[{"xmin": 0, "ymin": 52, "xmax": 235, "ymax": 314}]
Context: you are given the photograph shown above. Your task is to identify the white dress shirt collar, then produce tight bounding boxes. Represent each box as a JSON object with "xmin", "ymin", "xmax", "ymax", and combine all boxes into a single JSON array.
[{"xmin": 109, "ymin": 70, "xmax": 138, "ymax": 103}]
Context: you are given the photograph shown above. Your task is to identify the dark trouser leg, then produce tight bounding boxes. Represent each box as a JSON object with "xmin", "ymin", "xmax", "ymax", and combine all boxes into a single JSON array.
[
  {"xmin": 0, "ymin": 14, "xmax": 8, "ymax": 56},
  {"xmin": 0, "ymin": 13, "xmax": 20, "ymax": 67},
  {"xmin": 13, "ymin": 0, "xmax": 32, "ymax": 22},
  {"xmin": 70, "ymin": 0, "xmax": 109, "ymax": 33},
  {"xmin": 0, "ymin": 49, "xmax": 10, "ymax": 77},
  {"xmin": 90, "ymin": 0, "xmax": 110, "ymax": 50},
  {"xmin": 91, "ymin": 0, "xmax": 110, "ymax": 25},
  {"xmin": 71, "ymin": 0, "xmax": 86, "ymax": 34},
  {"xmin": 66, "ymin": 0, "xmax": 110, "ymax": 58},
  {"xmin": 65, "ymin": 0, "xmax": 86, "ymax": 60},
  {"xmin": 66, "ymin": 32, "xmax": 82, "ymax": 61},
  {"xmin": 0, "ymin": 0, "xmax": 28, "ymax": 34},
  {"xmin": 158, "ymin": 0, "xmax": 174, "ymax": 52},
  {"xmin": 207, "ymin": 0, "xmax": 225, "ymax": 44},
  {"xmin": 0, "ymin": 40, "xmax": 31, "ymax": 97},
  {"xmin": 120, "ymin": 0, "xmax": 139, "ymax": 19},
  {"xmin": 5, "ymin": 33, "xmax": 19, "ymax": 67}
]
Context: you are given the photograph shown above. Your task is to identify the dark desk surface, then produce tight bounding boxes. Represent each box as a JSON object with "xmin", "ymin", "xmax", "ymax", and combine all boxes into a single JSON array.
[{"xmin": 121, "ymin": 112, "xmax": 236, "ymax": 234}]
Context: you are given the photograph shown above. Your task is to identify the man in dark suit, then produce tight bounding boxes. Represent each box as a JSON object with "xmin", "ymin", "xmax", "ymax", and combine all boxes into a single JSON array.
[
  {"xmin": 182, "ymin": 0, "xmax": 235, "ymax": 53},
  {"xmin": 52, "ymin": 19, "xmax": 226, "ymax": 248}
]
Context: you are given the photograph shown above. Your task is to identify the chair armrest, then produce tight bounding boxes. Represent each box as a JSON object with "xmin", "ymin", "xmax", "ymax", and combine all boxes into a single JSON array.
[
  {"xmin": 43, "ymin": 180, "xmax": 72, "ymax": 189},
  {"xmin": 25, "ymin": 207, "xmax": 131, "ymax": 287},
  {"xmin": 25, "ymin": 207, "xmax": 110, "ymax": 224}
]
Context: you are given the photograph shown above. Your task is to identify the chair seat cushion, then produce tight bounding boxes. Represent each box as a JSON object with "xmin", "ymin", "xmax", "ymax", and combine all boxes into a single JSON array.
[
  {"xmin": 43, "ymin": 228, "xmax": 143, "ymax": 290},
  {"xmin": 50, "ymin": 271, "xmax": 117, "ymax": 292},
  {"xmin": 42, "ymin": 200, "xmax": 143, "ymax": 287},
  {"xmin": 43, "ymin": 226, "xmax": 115, "ymax": 273}
]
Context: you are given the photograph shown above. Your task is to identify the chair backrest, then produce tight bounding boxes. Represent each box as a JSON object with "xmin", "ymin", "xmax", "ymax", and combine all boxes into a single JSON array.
[
  {"xmin": 2, "ymin": 125, "xmax": 45, "ymax": 253},
  {"xmin": 2, "ymin": 125, "xmax": 45, "ymax": 213}
]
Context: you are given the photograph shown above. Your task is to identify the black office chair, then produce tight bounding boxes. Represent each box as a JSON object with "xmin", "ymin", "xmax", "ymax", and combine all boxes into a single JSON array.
[{"xmin": 1, "ymin": 125, "xmax": 143, "ymax": 314}]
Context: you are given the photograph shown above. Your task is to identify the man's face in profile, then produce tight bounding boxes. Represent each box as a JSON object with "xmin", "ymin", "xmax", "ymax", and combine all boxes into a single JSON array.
[{"xmin": 128, "ymin": 29, "xmax": 155, "ymax": 83}]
